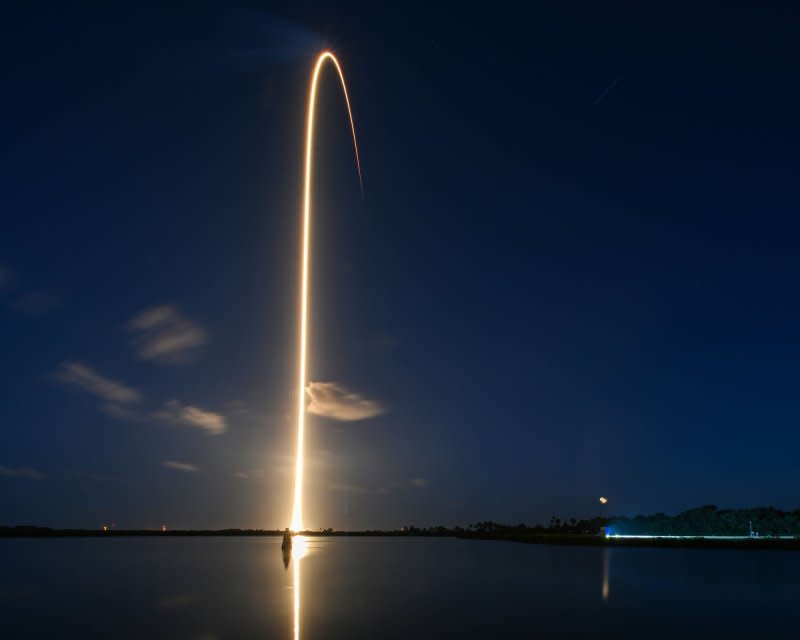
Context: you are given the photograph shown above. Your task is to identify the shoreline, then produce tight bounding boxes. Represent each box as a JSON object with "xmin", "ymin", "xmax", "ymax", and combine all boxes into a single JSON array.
[{"xmin": 2, "ymin": 527, "xmax": 800, "ymax": 550}]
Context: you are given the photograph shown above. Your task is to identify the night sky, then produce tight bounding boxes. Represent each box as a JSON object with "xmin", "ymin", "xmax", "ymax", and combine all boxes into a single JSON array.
[{"xmin": 2, "ymin": 4, "xmax": 800, "ymax": 530}]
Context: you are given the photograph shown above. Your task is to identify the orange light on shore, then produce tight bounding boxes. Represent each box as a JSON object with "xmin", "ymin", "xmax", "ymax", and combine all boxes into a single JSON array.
[{"xmin": 290, "ymin": 51, "xmax": 362, "ymax": 533}]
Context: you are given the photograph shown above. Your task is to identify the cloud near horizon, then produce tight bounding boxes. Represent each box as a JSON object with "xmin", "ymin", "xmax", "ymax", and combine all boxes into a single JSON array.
[
  {"xmin": 162, "ymin": 460, "xmax": 199, "ymax": 472},
  {"xmin": 0, "ymin": 465, "xmax": 45, "ymax": 480},
  {"xmin": 306, "ymin": 382, "xmax": 384, "ymax": 422},
  {"xmin": 56, "ymin": 362, "xmax": 141, "ymax": 404},
  {"xmin": 128, "ymin": 305, "xmax": 207, "ymax": 364},
  {"xmin": 154, "ymin": 400, "xmax": 227, "ymax": 435}
]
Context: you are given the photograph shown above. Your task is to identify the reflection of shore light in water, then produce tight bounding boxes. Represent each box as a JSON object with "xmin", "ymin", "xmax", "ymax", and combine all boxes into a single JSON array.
[
  {"xmin": 601, "ymin": 548, "xmax": 610, "ymax": 602},
  {"xmin": 290, "ymin": 51, "xmax": 362, "ymax": 533}
]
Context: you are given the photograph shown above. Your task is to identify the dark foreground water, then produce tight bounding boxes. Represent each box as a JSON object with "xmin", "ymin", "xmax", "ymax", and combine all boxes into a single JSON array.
[{"xmin": 1, "ymin": 536, "xmax": 799, "ymax": 638}]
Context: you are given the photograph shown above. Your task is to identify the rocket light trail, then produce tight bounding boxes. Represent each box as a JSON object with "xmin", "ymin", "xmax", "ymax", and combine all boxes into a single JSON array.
[{"xmin": 290, "ymin": 51, "xmax": 362, "ymax": 533}]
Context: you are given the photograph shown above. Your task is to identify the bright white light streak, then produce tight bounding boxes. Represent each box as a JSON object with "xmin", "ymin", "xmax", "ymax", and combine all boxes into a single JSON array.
[{"xmin": 290, "ymin": 51, "xmax": 362, "ymax": 533}]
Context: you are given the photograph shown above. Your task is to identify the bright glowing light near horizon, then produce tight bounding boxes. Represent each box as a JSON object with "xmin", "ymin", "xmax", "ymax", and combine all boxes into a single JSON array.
[
  {"xmin": 599, "ymin": 496, "xmax": 608, "ymax": 504},
  {"xmin": 290, "ymin": 51, "xmax": 362, "ymax": 533}
]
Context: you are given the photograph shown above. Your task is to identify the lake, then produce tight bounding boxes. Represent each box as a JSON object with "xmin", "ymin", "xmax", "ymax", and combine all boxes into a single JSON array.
[{"xmin": 1, "ymin": 536, "xmax": 799, "ymax": 638}]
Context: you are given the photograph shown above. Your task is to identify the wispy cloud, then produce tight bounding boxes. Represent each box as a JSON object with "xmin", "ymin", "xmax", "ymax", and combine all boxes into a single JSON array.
[
  {"xmin": 56, "ymin": 362, "xmax": 141, "ymax": 404},
  {"xmin": 154, "ymin": 400, "xmax": 227, "ymax": 435},
  {"xmin": 409, "ymin": 477, "xmax": 427, "ymax": 488},
  {"xmin": 306, "ymin": 382, "xmax": 384, "ymax": 422},
  {"xmin": 162, "ymin": 460, "xmax": 199, "ymax": 473},
  {"xmin": 0, "ymin": 465, "xmax": 45, "ymax": 480},
  {"xmin": 233, "ymin": 471, "xmax": 249, "ymax": 479},
  {"xmin": 128, "ymin": 305, "xmax": 207, "ymax": 364}
]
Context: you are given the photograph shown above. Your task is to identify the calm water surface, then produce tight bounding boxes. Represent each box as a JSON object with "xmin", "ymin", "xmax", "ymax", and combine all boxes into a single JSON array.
[{"xmin": 1, "ymin": 536, "xmax": 799, "ymax": 638}]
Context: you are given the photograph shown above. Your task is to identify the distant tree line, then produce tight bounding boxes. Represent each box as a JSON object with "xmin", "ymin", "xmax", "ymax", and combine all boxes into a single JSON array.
[
  {"xmin": 609, "ymin": 505, "xmax": 800, "ymax": 537},
  {"xmin": 400, "ymin": 516, "xmax": 610, "ymax": 539},
  {"xmin": 5, "ymin": 505, "xmax": 800, "ymax": 540}
]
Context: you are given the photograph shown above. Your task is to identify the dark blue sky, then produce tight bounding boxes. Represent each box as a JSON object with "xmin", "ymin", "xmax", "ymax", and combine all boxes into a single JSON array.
[{"xmin": 2, "ymin": 3, "xmax": 800, "ymax": 529}]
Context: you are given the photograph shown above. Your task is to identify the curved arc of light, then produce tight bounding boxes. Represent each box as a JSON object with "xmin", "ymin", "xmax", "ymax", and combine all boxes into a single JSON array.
[{"xmin": 290, "ymin": 51, "xmax": 362, "ymax": 533}]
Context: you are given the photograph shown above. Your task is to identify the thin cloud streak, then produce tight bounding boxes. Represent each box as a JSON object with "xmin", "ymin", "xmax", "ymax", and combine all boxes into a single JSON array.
[
  {"xmin": 162, "ymin": 460, "xmax": 199, "ymax": 473},
  {"xmin": 128, "ymin": 305, "xmax": 207, "ymax": 364},
  {"xmin": 330, "ymin": 478, "xmax": 425, "ymax": 496},
  {"xmin": 56, "ymin": 362, "xmax": 141, "ymax": 404},
  {"xmin": 0, "ymin": 465, "xmax": 45, "ymax": 480},
  {"xmin": 154, "ymin": 400, "xmax": 227, "ymax": 435}
]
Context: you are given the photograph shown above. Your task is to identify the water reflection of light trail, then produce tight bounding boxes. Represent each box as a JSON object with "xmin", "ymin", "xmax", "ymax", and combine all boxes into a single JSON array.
[
  {"xmin": 293, "ymin": 556, "xmax": 300, "ymax": 640},
  {"xmin": 290, "ymin": 51, "xmax": 362, "ymax": 533},
  {"xmin": 601, "ymin": 548, "xmax": 610, "ymax": 602},
  {"xmin": 292, "ymin": 536, "xmax": 308, "ymax": 640}
]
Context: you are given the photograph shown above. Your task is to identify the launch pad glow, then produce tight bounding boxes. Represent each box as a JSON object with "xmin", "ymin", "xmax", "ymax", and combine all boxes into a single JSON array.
[{"xmin": 290, "ymin": 52, "xmax": 362, "ymax": 533}]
